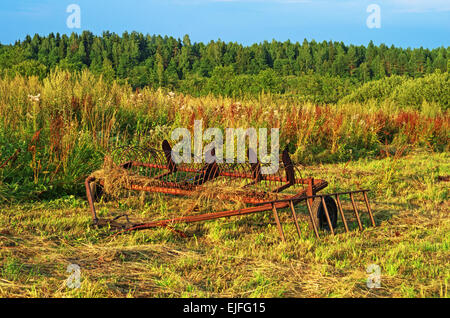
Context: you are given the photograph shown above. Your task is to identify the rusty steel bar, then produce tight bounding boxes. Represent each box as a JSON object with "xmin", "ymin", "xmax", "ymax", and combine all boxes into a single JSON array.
[
  {"xmin": 258, "ymin": 189, "xmax": 370, "ymax": 206},
  {"xmin": 321, "ymin": 196, "xmax": 335, "ymax": 235},
  {"xmin": 272, "ymin": 203, "xmax": 286, "ymax": 242},
  {"xmin": 112, "ymin": 198, "xmax": 300, "ymax": 234},
  {"xmin": 87, "ymin": 183, "xmax": 374, "ymax": 240},
  {"xmin": 305, "ymin": 196, "xmax": 320, "ymax": 239},
  {"xmin": 350, "ymin": 192, "xmax": 363, "ymax": 231},
  {"xmin": 306, "ymin": 178, "xmax": 314, "ymax": 207},
  {"xmin": 335, "ymin": 194, "xmax": 349, "ymax": 233},
  {"xmin": 120, "ymin": 161, "xmax": 315, "ymax": 185},
  {"xmin": 120, "ymin": 182, "xmax": 305, "ymax": 205},
  {"xmin": 363, "ymin": 192, "xmax": 376, "ymax": 227},
  {"xmin": 87, "ymin": 176, "xmax": 313, "ymax": 230},
  {"xmin": 289, "ymin": 200, "xmax": 302, "ymax": 239}
]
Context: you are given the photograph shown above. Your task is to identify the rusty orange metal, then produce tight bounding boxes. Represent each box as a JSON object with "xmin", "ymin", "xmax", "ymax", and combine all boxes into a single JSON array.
[{"xmin": 85, "ymin": 140, "xmax": 376, "ymax": 240}]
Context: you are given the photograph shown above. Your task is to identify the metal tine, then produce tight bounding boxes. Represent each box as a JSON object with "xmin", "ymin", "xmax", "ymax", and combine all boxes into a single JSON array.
[
  {"xmin": 289, "ymin": 200, "xmax": 302, "ymax": 239},
  {"xmin": 305, "ymin": 197, "xmax": 320, "ymax": 239},
  {"xmin": 143, "ymin": 147, "xmax": 154, "ymax": 178},
  {"xmin": 141, "ymin": 148, "xmax": 155, "ymax": 179},
  {"xmin": 125, "ymin": 146, "xmax": 140, "ymax": 172},
  {"xmin": 321, "ymin": 196, "xmax": 335, "ymax": 235},
  {"xmin": 271, "ymin": 203, "xmax": 286, "ymax": 242},
  {"xmin": 233, "ymin": 163, "xmax": 242, "ymax": 186},
  {"xmin": 116, "ymin": 146, "xmax": 131, "ymax": 165},
  {"xmin": 154, "ymin": 149, "xmax": 168, "ymax": 180},
  {"xmin": 335, "ymin": 194, "xmax": 349, "ymax": 233},
  {"xmin": 350, "ymin": 192, "xmax": 363, "ymax": 231},
  {"xmin": 110, "ymin": 145, "xmax": 126, "ymax": 164},
  {"xmin": 363, "ymin": 191, "xmax": 376, "ymax": 227}
]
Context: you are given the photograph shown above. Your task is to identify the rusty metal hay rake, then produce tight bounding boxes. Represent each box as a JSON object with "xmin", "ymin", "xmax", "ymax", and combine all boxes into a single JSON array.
[{"xmin": 85, "ymin": 140, "xmax": 376, "ymax": 240}]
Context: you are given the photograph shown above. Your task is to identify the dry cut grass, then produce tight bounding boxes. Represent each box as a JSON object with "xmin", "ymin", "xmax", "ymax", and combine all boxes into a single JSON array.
[{"xmin": 0, "ymin": 150, "xmax": 448, "ymax": 298}]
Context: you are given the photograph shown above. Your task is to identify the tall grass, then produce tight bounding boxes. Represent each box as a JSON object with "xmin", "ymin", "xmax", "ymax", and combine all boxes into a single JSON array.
[{"xmin": 0, "ymin": 69, "xmax": 448, "ymax": 201}]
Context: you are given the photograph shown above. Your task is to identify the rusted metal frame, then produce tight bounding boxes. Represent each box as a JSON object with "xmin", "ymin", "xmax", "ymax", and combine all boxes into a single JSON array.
[
  {"xmin": 305, "ymin": 196, "xmax": 320, "ymax": 239},
  {"xmin": 271, "ymin": 203, "xmax": 286, "ymax": 242},
  {"xmin": 306, "ymin": 178, "xmax": 315, "ymax": 208},
  {"xmin": 318, "ymin": 189, "xmax": 370, "ymax": 197},
  {"xmin": 305, "ymin": 178, "xmax": 318, "ymax": 238},
  {"xmin": 286, "ymin": 190, "xmax": 370, "ymax": 233},
  {"xmin": 335, "ymin": 195, "xmax": 349, "ymax": 233},
  {"xmin": 261, "ymin": 189, "xmax": 370, "ymax": 206},
  {"xmin": 153, "ymin": 171, "xmax": 173, "ymax": 180},
  {"xmin": 88, "ymin": 178, "xmax": 370, "ymax": 240},
  {"xmin": 128, "ymin": 184, "xmax": 197, "ymax": 196},
  {"xmin": 121, "ymin": 161, "xmax": 314, "ymax": 185},
  {"xmin": 260, "ymin": 187, "xmax": 371, "ymax": 236},
  {"xmin": 127, "ymin": 162, "xmax": 168, "ymax": 170},
  {"xmin": 102, "ymin": 156, "xmax": 317, "ymax": 201},
  {"xmin": 87, "ymin": 176, "xmax": 314, "ymax": 227},
  {"xmin": 363, "ymin": 192, "xmax": 376, "ymax": 227},
  {"xmin": 100, "ymin": 179, "xmax": 195, "ymax": 191},
  {"xmin": 87, "ymin": 161, "xmax": 373, "ymax": 239},
  {"xmin": 350, "ymin": 192, "xmax": 363, "ymax": 231},
  {"xmin": 86, "ymin": 142, "xmax": 333, "ymax": 238},
  {"xmin": 98, "ymin": 178, "xmax": 301, "ymax": 205},
  {"xmin": 268, "ymin": 179, "xmax": 325, "ymax": 241},
  {"xmin": 114, "ymin": 197, "xmax": 298, "ymax": 233},
  {"xmin": 273, "ymin": 182, "xmax": 295, "ymax": 193},
  {"xmin": 321, "ymin": 196, "xmax": 335, "ymax": 235},
  {"xmin": 102, "ymin": 186, "xmax": 318, "ymax": 235},
  {"xmin": 289, "ymin": 200, "xmax": 302, "ymax": 239},
  {"xmin": 110, "ymin": 184, "xmax": 326, "ymax": 239},
  {"xmin": 253, "ymin": 188, "xmax": 372, "ymax": 234}
]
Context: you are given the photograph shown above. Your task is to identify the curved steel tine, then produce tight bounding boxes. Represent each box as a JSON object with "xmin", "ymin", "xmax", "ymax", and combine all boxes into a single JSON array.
[
  {"xmin": 321, "ymin": 196, "xmax": 335, "ymax": 235},
  {"xmin": 363, "ymin": 191, "xmax": 376, "ymax": 227}
]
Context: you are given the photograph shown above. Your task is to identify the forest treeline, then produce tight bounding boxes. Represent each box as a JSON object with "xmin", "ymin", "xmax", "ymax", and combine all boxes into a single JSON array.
[{"xmin": 0, "ymin": 31, "xmax": 449, "ymax": 103}]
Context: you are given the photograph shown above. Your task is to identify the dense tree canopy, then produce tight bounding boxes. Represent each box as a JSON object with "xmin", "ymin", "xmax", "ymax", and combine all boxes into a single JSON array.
[{"xmin": 0, "ymin": 31, "xmax": 448, "ymax": 102}]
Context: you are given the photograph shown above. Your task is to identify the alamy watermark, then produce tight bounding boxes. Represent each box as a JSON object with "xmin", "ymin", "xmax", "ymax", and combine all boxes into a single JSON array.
[
  {"xmin": 66, "ymin": 263, "xmax": 81, "ymax": 289},
  {"xmin": 366, "ymin": 264, "xmax": 381, "ymax": 289},
  {"xmin": 171, "ymin": 120, "xmax": 280, "ymax": 175},
  {"xmin": 367, "ymin": 4, "xmax": 381, "ymax": 29},
  {"xmin": 66, "ymin": 4, "xmax": 379, "ymax": 30},
  {"xmin": 66, "ymin": 4, "xmax": 81, "ymax": 29}
]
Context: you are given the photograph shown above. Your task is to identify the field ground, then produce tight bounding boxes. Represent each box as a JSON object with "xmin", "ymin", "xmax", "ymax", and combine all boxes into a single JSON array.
[{"xmin": 0, "ymin": 150, "xmax": 448, "ymax": 298}]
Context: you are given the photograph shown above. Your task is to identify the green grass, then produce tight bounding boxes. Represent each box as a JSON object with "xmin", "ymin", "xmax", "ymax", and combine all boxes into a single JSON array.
[{"xmin": 0, "ymin": 151, "xmax": 448, "ymax": 298}]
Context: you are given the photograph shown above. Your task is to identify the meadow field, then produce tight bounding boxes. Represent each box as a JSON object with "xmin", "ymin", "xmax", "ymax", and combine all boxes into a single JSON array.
[{"xmin": 0, "ymin": 69, "xmax": 448, "ymax": 298}]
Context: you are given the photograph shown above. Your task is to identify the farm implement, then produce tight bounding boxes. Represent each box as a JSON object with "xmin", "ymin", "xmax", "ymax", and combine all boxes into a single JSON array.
[{"xmin": 85, "ymin": 140, "xmax": 376, "ymax": 240}]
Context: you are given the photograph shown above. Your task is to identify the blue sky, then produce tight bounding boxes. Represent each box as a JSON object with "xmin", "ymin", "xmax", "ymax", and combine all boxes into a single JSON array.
[{"xmin": 0, "ymin": 0, "xmax": 449, "ymax": 48}]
